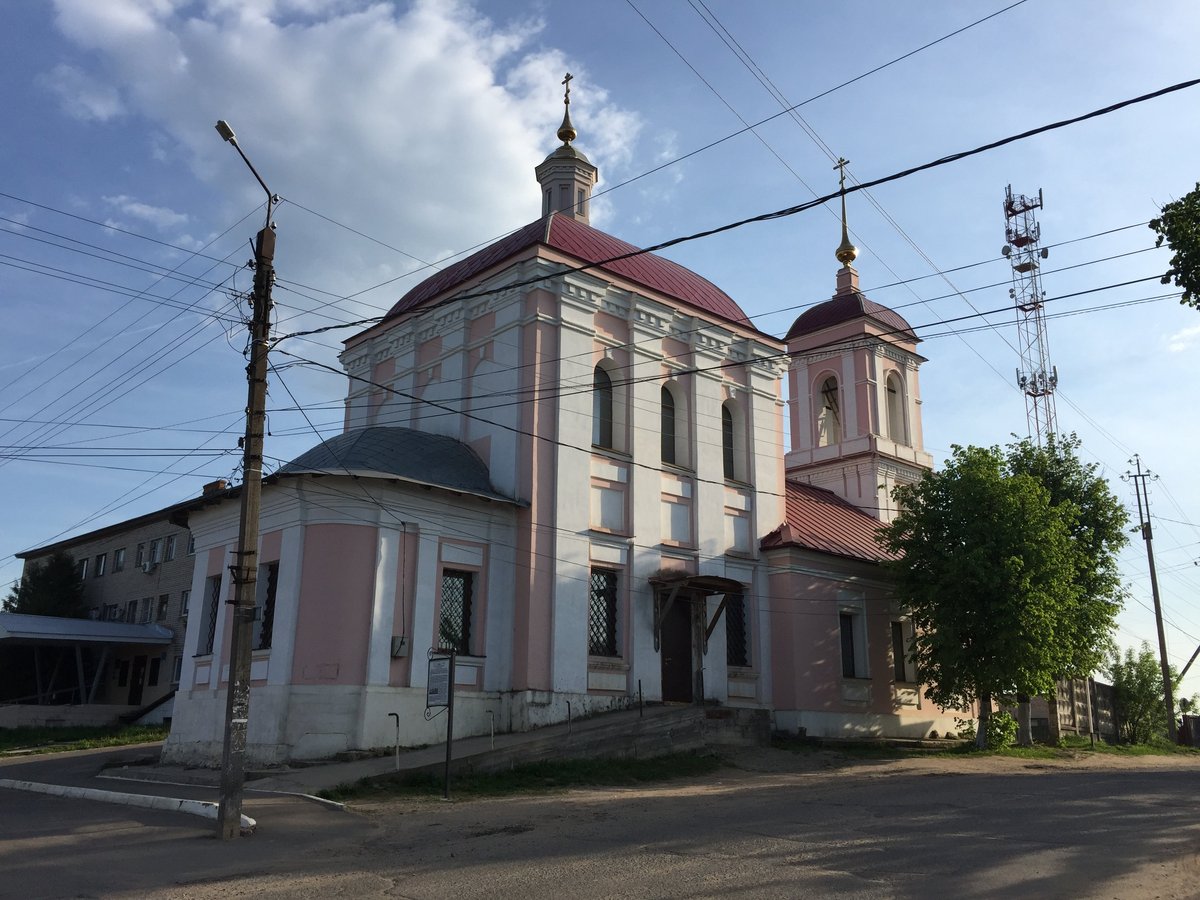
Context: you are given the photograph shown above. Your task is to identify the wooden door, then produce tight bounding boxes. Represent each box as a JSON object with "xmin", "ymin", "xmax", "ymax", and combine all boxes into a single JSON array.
[
  {"xmin": 660, "ymin": 597, "xmax": 693, "ymax": 703},
  {"xmin": 128, "ymin": 655, "xmax": 147, "ymax": 705}
]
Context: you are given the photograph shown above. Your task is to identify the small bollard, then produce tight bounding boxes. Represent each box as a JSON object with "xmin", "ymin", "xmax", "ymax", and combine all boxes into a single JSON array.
[
  {"xmin": 488, "ymin": 709, "xmax": 495, "ymax": 750},
  {"xmin": 388, "ymin": 712, "xmax": 400, "ymax": 771},
  {"xmin": 638, "ymin": 679, "xmax": 643, "ymax": 717},
  {"xmin": 566, "ymin": 700, "xmax": 572, "ymax": 736}
]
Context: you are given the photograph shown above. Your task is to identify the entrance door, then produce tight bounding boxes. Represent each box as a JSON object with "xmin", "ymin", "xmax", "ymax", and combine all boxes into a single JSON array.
[
  {"xmin": 660, "ymin": 596, "xmax": 693, "ymax": 702},
  {"xmin": 128, "ymin": 655, "xmax": 147, "ymax": 705}
]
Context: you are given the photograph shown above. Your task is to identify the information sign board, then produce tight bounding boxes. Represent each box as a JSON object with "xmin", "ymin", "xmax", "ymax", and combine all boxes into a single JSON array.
[{"xmin": 427, "ymin": 657, "xmax": 451, "ymax": 708}]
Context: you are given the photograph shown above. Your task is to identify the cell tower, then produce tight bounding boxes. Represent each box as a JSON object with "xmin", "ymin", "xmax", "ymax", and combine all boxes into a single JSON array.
[{"xmin": 1002, "ymin": 185, "xmax": 1057, "ymax": 445}]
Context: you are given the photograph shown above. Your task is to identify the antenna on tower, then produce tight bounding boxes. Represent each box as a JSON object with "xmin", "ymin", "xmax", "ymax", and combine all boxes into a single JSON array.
[{"xmin": 1002, "ymin": 184, "xmax": 1058, "ymax": 446}]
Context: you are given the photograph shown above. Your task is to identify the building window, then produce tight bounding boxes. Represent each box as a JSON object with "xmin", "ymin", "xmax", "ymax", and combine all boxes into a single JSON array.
[
  {"xmin": 199, "ymin": 575, "xmax": 221, "ymax": 655},
  {"xmin": 891, "ymin": 619, "xmax": 916, "ymax": 683},
  {"xmin": 117, "ymin": 661, "xmax": 130, "ymax": 687},
  {"xmin": 592, "ymin": 364, "xmax": 614, "ymax": 449},
  {"xmin": 113, "ymin": 548, "xmax": 125, "ymax": 572},
  {"xmin": 76, "ymin": 558, "xmax": 88, "ymax": 579},
  {"xmin": 135, "ymin": 543, "xmax": 146, "ymax": 567},
  {"xmin": 818, "ymin": 376, "xmax": 841, "ymax": 446},
  {"xmin": 102, "ymin": 603, "xmax": 119, "ymax": 621},
  {"xmin": 253, "ymin": 562, "xmax": 279, "ymax": 651},
  {"xmin": 839, "ymin": 609, "xmax": 868, "ymax": 679},
  {"xmin": 170, "ymin": 655, "xmax": 183, "ymax": 686},
  {"xmin": 138, "ymin": 597, "xmax": 152, "ymax": 624},
  {"xmin": 148, "ymin": 657, "xmax": 162, "ymax": 688},
  {"xmin": 164, "ymin": 535, "xmax": 176, "ymax": 562},
  {"xmin": 124, "ymin": 599, "xmax": 137, "ymax": 623},
  {"xmin": 149, "ymin": 538, "xmax": 162, "ymax": 564},
  {"xmin": 180, "ymin": 589, "xmax": 190, "ymax": 628},
  {"xmin": 726, "ymin": 594, "xmax": 749, "ymax": 667},
  {"xmin": 156, "ymin": 594, "xmax": 169, "ymax": 622},
  {"xmin": 439, "ymin": 569, "xmax": 474, "ymax": 656},
  {"xmin": 94, "ymin": 553, "xmax": 107, "ymax": 577},
  {"xmin": 886, "ymin": 373, "xmax": 907, "ymax": 444},
  {"xmin": 660, "ymin": 386, "xmax": 677, "ymax": 465},
  {"xmin": 588, "ymin": 568, "xmax": 619, "ymax": 657},
  {"xmin": 722, "ymin": 405, "xmax": 736, "ymax": 479},
  {"xmin": 187, "ymin": 534, "xmax": 195, "ymax": 555}
]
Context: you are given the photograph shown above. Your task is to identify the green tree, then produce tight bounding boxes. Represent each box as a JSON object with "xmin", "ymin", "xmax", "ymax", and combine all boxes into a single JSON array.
[
  {"xmin": 879, "ymin": 441, "xmax": 1127, "ymax": 749},
  {"xmin": 1149, "ymin": 182, "xmax": 1200, "ymax": 309},
  {"xmin": 1107, "ymin": 643, "xmax": 1172, "ymax": 744},
  {"xmin": 3, "ymin": 550, "xmax": 89, "ymax": 618}
]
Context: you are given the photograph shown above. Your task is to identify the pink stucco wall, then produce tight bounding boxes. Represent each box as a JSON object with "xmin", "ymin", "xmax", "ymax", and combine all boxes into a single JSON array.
[{"xmin": 291, "ymin": 523, "xmax": 377, "ymax": 686}]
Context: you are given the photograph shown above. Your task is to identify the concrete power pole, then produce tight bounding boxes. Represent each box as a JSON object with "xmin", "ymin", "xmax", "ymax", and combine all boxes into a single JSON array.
[
  {"xmin": 214, "ymin": 120, "xmax": 277, "ymax": 839},
  {"xmin": 1123, "ymin": 454, "xmax": 1177, "ymax": 743}
]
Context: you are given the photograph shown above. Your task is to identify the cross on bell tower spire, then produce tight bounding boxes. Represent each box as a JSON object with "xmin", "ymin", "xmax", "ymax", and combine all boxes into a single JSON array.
[
  {"xmin": 535, "ymin": 73, "xmax": 597, "ymax": 223},
  {"xmin": 834, "ymin": 157, "xmax": 858, "ymax": 268}
]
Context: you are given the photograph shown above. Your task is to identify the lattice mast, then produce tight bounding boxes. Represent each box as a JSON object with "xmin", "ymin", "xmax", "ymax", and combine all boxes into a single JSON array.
[{"xmin": 1003, "ymin": 185, "xmax": 1057, "ymax": 446}]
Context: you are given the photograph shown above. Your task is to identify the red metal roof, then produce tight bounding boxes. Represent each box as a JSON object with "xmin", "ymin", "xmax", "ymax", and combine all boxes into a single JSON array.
[
  {"xmin": 383, "ymin": 213, "xmax": 751, "ymax": 327},
  {"xmin": 760, "ymin": 480, "xmax": 896, "ymax": 564},
  {"xmin": 786, "ymin": 291, "xmax": 915, "ymax": 342}
]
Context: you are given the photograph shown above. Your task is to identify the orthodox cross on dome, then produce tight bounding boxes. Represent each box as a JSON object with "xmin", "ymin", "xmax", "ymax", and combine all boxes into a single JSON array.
[
  {"xmin": 557, "ymin": 72, "xmax": 577, "ymax": 145},
  {"xmin": 834, "ymin": 156, "xmax": 858, "ymax": 267}
]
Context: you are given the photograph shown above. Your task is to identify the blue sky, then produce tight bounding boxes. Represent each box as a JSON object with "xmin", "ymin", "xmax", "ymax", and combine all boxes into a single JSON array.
[{"xmin": 3, "ymin": 0, "xmax": 1199, "ymax": 694}]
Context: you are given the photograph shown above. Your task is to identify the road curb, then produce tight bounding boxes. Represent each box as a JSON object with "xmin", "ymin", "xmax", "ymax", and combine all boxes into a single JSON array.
[{"xmin": 0, "ymin": 778, "xmax": 257, "ymax": 833}]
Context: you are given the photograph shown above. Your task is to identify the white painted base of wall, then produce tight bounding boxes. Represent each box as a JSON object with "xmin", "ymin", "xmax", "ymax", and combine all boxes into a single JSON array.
[
  {"xmin": 162, "ymin": 685, "xmax": 636, "ymax": 766},
  {"xmin": 775, "ymin": 708, "xmax": 963, "ymax": 741}
]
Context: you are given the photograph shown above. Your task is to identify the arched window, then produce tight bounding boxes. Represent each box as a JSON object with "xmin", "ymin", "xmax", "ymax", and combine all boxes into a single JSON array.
[
  {"xmin": 886, "ymin": 372, "xmax": 907, "ymax": 444},
  {"xmin": 661, "ymin": 385, "xmax": 677, "ymax": 464},
  {"xmin": 721, "ymin": 403, "xmax": 737, "ymax": 480},
  {"xmin": 817, "ymin": 376, "xmax": 841, "ymax": 447},
  {"xmin": 593, "ymin": 365, "xmax": 613, "ymax": 449}
]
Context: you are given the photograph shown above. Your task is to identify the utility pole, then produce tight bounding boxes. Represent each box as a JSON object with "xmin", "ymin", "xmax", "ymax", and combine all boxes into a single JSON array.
[
  {"xmin": 1123, "ymin": 454, "xmax": 1177, "ymax": 743},
  {"xmin": 214, "ymin": 119, "xmax": 277, "ymax": 839}
]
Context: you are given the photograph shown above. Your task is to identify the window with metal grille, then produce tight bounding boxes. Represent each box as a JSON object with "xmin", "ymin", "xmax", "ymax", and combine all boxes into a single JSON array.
[
  {"xmin": 254, "ymin": 562, "xmax": 278, "ymax": 651},
  {"xmin": 439, "ymin": 569, "xmax": 473, "ymax": 655},
  {"xmin": 200, "ymin": 575, "xmax": 221, "ymax": 655},
  {"xmin": 725, "ymin": 594, "xmax": 749, "ymax": 667},
  {"xmin": 588, "ymin": 568, "xmax": 619, "ymax": 657}
]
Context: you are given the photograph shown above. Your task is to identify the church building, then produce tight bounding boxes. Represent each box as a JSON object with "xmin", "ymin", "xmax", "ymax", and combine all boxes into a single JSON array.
[{"xmin": 164, "ymin": 88, "xmax": 958, "ymax": 766}]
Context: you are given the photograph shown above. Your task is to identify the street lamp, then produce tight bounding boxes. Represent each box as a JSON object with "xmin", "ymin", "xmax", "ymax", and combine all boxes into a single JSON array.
[{"xmin": 214, "ymin": 118, "xmax": 278, "ymax": 839}]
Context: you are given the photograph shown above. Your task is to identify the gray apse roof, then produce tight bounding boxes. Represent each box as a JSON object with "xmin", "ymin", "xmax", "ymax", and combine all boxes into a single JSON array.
[
  {"xmin": 0, "ymin": 612, "xmax": 174, "ymax": 646},
  {"xmin": 277, "ymin": 426, "xmax": 520, "ymax": 505}
]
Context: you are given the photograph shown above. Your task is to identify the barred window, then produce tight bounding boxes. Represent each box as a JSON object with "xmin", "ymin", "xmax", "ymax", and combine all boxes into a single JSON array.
[
  {"xmin": 199, "ymin": 575, "xmax": 221, "ymax": 655},
  {"xmin": 588, "ymin": 568, "xmax": 619, "ymax": 657},
  {"xmin": 726, "ymin": 594, "xmax": 749, "ymax": 667},
  {"xmin": 254, "ymin": 562, "xmax": 279, "ymax": 651},
  {"xmin": 439, "ymin": 570, "xmax": 474, "ymax": 655}
]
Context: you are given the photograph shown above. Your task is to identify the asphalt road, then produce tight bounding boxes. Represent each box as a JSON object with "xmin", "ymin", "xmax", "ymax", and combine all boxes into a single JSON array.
[{"xmin": 1, "ymin": 746, "xmax": 1198, "ymax": 899}]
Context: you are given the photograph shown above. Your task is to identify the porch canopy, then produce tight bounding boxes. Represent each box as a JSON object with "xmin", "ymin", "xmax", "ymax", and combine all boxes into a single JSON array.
[
  {"xmin": 0, "ymin": 612, "xmax": 172, "ymax": 705},
  {"xmin": 648, "ymin": 573, "xmax": 745, "ymax": 654}
]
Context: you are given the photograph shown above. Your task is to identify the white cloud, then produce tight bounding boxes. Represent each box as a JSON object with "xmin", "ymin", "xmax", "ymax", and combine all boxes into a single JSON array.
[
  {"xmin": 49, "ymin": 0, "xmax": 643, "ymax": 327},
  {"xmin": 1166, "ymin": 323, "xmax": 1200, "ymax": 353},
  {"xmin": 37, "ymin": 64, "xmax": 125, "ymax": 121},
  {"xmin": 103, "ymin": 195, "xmax": 190, "ymax": 230}
]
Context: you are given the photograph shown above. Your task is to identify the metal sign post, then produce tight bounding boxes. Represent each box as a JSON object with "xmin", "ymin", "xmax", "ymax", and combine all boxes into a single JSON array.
[{"xmin": 425, "ymin": 648, "xmax": 456, "ymax": 800}]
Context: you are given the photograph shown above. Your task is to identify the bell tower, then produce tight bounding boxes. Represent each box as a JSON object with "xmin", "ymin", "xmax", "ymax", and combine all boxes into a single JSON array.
[
  {"xmin": 784, "ymin": 160, "xmax": 932, "ymax": 522},
  {"xmin": 535, "ymin": 73, "xmax": 598, "ymax": 224}
]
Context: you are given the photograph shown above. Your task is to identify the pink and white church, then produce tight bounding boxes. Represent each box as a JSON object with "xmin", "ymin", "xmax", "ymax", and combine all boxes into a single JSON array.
[{"xmin": 164, "ymin": 99, "xmax": 954, "ymax": 766}]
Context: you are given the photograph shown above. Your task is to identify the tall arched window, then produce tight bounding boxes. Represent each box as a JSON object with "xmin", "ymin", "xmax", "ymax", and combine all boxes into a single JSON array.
[
  {"xmin": 886, "ymin": 372, "xmax": 907, "ymax": 444},
  {"xmin": 593, "ymin": 365, "xmax": 614, "ymax": 449},
  {"xmin": 722, "ymin": 403, "xmax": 737, "ymax": 480},
  {"xmin": 661, "ymin": 385, "xmax": 677, "ymax": 464},
  {"xmin": 817, "ymin": 376, "xmax": 841, "ymax": 447}
]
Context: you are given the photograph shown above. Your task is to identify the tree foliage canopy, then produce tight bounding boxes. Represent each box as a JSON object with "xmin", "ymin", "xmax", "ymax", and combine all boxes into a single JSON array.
[
  {"xmin": 1107, "ymin": 643, "xmax": 1172, "ymax": 744},
  {"xmin": 878, "ymin": 437, "xmax": 1128, "ymax": 742},
  {"xmin": 3, "ymin": 550, "xmax": 89, "ymax": 618},
  {"xmin": 1149, "ymin": 182, "xmax": 1200, "ymax": 310}
]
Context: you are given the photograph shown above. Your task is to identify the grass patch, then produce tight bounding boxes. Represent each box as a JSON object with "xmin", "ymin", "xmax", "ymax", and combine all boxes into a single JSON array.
[
  {"xmin": 319, "ymin": 751, "xmax": 723, "ymax": 803},
  {"xmin": 0, "ymin": 724, "xmax": 168, "ymax": 754}
]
